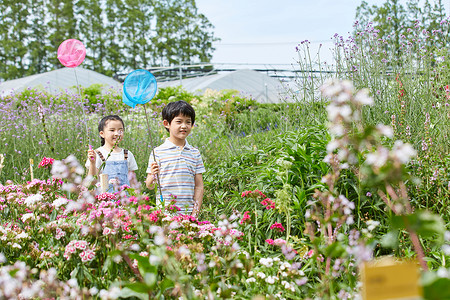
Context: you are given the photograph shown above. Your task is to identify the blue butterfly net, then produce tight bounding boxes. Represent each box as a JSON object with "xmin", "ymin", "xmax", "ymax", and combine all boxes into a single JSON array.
[{"xmin": 122, "ymin": 69, "xmax": 158, "ymax": 108}]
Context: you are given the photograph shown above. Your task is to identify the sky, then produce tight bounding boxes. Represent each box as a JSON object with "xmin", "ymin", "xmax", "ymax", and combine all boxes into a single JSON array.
[{"xmin": 195, "ymin": 0, "xmax": 450, "ymax": 69}]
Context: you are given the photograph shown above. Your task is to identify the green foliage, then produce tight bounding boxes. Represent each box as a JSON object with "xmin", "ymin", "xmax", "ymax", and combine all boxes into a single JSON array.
[
  {"xmin": 152, "ymin": 86, "xmax": 198, "ymax": 104},
  {"xmin": 0, "ymin": 0, "xmax": 218, "ymax": 80}
]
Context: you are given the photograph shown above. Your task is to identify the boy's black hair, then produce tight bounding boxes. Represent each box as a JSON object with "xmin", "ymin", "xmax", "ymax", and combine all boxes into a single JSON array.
[
  {"xmin": 162, "ymin": 100, "xmax": 195, "ymax": 131},
  {"xmin": 98, "ymin": 115, "xmax": 124, "ymax": 146}
]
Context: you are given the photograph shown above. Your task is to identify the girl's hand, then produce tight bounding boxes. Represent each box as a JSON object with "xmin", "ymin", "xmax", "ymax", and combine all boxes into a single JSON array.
[{"xmin": 88, "ymin": 148, "xmax": 96, "ymax": 164}]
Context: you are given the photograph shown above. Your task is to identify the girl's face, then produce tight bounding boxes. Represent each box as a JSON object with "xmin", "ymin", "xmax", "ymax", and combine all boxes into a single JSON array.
[{"xmin": 100, "ymin": 120, "xmax": 124, "ymax": 148}]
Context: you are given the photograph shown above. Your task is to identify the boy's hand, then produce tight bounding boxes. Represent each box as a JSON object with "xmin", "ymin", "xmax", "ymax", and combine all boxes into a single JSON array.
[
  {"xmin": 87, "ymin": 149, "xmax": 96, "ymax": 164},
  {"xmin": 149, "ymin": 162, "xmax": 160, "ymax": 176}
]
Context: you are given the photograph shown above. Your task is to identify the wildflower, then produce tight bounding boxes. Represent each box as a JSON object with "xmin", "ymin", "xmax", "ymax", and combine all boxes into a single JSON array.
[
  {"xmin": 261, "ymin": 198, "xmax": 276, "ymax": 209},
  {"xmin": 246, "ymin": 277, "xmax": 256, "ymax": 283},
  {"xmin": 392, "ymin": 140, "xmax": 416, "ymax": 164},
  {"xmin": 24, "ymin": 193, "xmax": 43, "ymax": 207},
  {"xmin": 52, "ymin": 197, "xmax": 68, "ymax": 208},
  {"xmin": 366, "ymin": 220, "xmax": 380, "ymax": 231},
  {"xmin": 80, "ymin": 249, "xmax": 96, "ymax": 262},
  {"xmin": 259, "ymin": 257, "xmax": 274, "ymax": 267},
  {"xmin": 239, "ymin": 211, "xmax": 252, "ymax": 224},
  {"xmin": 265, "ymin": 239, "xmax": 274, "ymax": 245},
  {"xmin": 21, "ymin": 213, "xmax": 35, "ymax": 223},
  {"xmin": 270, "ymin": 222, "xmax": 285, "ymax": 232},
  {"xmin": 265, "ymin": 276, "xmax": 277, "ymax": 284},
  {"xmin": 38, "ymin": 156, "xmax": 55, "ymax": 169},
  {"xmin": 273, "ymin": 238, "xmax": 287, "ymax": 246}
]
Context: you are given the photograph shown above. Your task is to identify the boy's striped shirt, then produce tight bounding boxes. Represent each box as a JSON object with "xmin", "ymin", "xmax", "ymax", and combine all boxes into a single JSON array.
[{"xmin": 146, "ymin": 138, "xmax": 205, "ymax": 214}]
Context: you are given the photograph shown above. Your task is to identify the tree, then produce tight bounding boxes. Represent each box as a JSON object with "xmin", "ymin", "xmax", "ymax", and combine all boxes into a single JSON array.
[
  {"xmin": 153, "ymin": 0, "xmax": 218, "ymax": 66},
  {"xmin": 0, "ymin": 0, "xmax": 30, "ymax": 80},
  {"xmin": 76, "ymin": 0, "xmax": 106, "ymax": 73},
  {"xmin": 121, "ymin": 0, "xmax": 155, "ymax": 70},
  {"xmin": 46, "ymin": 0, "xmax": 77, "ymax": 69},
  {"xmin": 0, "ymin": 0, "xmax": 218, "ymax": 80},
  {"xmin": 355, "ymin": 0, "xmax": 449, "ymax": 66},
  {"xmin": 27, "ymin": 0, "xmax": 50, "ymax": 75},
  {"xmin": 104, "ymin": 0, "xmax": 126, "ymax": 76}
]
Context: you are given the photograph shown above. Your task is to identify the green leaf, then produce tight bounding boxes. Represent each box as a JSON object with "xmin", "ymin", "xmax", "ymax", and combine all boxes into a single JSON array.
[
  {"xmin": 422, "ymin": 271, "xmax": 450, "ymax": 300},
  {"xmin": 143, "ymin": 273, "xmax": 157, "ymax": 287},
  {"xmin": 390, "ymin": 211, "xmax": 445, "ymax": 243},
  {"xmin": 380, "ymin": 230, "xmax": 399, "ymax": 249},
  {"xmin": 159, "ymin": 278, "xmax": 174, "ymax": 293},
  {"xmin": 119, "ymin": 286, "xmax": 149, "ymax": 300},
  {"xmin": 124, "ymin": 282, "xmax": 152, "ymax": 294},
  {"xmin": 324, "ymin": 241, "xmax": 345, "ymax": 258}
]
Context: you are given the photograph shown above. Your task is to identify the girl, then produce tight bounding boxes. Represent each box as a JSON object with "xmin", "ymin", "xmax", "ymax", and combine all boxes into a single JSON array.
[{"xmin": 86, "ymin": 115, "xmax": 138, "ymax": 193}]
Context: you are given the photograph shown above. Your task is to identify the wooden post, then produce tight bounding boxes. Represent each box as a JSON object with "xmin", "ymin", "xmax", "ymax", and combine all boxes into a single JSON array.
[
  {"xmin": 29, "ymin": 159, "xmax": 34, "ymax": 181},
  {"xmin": 99, "ymin": 173, "xmax": 109, "ymax": 193}
]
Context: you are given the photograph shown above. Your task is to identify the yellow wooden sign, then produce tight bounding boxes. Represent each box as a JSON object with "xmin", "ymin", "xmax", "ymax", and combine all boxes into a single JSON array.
[{"xmin": 360, "ymin": 257, "xmax": 422, "ymax": 300}]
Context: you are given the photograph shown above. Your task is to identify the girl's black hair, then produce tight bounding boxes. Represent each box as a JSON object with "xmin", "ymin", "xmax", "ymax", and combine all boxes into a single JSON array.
[
  {"xmin": 98, "ymin": 115, "xmax": 124, "ymax": 146},
  {"xmin": 162, "ymin": 100, "xmax": 196, "ymax": 132}
]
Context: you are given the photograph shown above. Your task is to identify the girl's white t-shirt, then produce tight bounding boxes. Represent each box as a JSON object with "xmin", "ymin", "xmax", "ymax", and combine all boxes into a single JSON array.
[{"xmin": 85, "ymin": 147, "xmax": 138, "ymax": 171}]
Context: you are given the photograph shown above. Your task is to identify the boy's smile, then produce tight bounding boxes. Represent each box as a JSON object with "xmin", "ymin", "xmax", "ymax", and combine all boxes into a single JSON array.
[{"xmin": 164, "ymin": 114, "xmax": 192, "ymax": 146}]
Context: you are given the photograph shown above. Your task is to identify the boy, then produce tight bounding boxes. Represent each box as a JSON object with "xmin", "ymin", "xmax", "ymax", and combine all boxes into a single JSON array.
[{"xmin": 145, "ymin": 100, "xmax": 205, "ymax": 217}]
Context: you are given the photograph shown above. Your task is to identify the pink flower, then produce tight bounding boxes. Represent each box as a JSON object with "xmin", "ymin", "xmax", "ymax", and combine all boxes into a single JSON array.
[
  {"xmin": 239, "ymin": 211, "xmax": 252, "ymax": 224},
  {"xmin": 38, "ymin": 157, "xmax": 55, "ymax": 169},
  {"xmin": 241, "ymin": 189, "xmax": 267, "ymax": 198},
  {"xmin": 261, "ymin": 198, "xmax": 276, "ymax": 209},
  {"xmin": 270, "ymin": 222, "xmax": 285, "ymax": 232},
  {"xmin": 96, "ymin": 193, "xmax": 116, "ymax": 201},
  {"xmin": 80, "ymin": 249, "xmax": 95, "ymax": 262},
  {"xmin": 273, "ymin": 238, "xmax": 287, "ymax": 246},
  {"xmin": 265, "ymin": 239, "xmax": 274, "ymax": 245},
  {"xmin": 168, "ymin": 204, "xmax": 181, "ymax": 212}
]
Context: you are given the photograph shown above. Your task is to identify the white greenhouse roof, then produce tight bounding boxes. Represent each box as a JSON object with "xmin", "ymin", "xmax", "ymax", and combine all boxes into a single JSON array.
[
  {"xmin": 0, "ymin": 67, "xmax": 122, "ymax": 97},
  {"xmin": 157, "ymin": 69, "xmax": 288, "ymax": 103}
]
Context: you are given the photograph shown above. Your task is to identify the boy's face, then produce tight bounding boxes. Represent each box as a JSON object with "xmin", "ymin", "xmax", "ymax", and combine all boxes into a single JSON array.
[{"xmin": 164, "ymin": 114, "xmax": 192, "ymax": 143}]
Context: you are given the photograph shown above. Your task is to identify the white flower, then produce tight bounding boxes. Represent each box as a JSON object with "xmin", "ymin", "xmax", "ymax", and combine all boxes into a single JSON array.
[
  {"xmin": 329, "ymin": 123, "xmax": 345, "ymax": 136},
  {"xmin": 392, "ymin": 140, "xmax": 416, "ymax": 164},
  {"xmin": 52, "ymin": 197, "xmax": 68, "ymax": 208},
  {"xmin": 326, "ymin": 140, "xmax": 340, "ymax": 152},
  {"xmin": 259, "ymin": 257, "xmax": 274, "ymax": 268},
  {"xmin": 129, "ymin": 244, "xmax": 140, "ymax": 251},
  {"xmin": 354, "ymin": 89, "xmax": 374, "ymax": 105},
  {"xmin": 366, "ymin": 220, "xmax": 380, "ymax": 231},
  {"xmin": 149, "ymin": 255, "xmax": 161, "ymax": 265},
  {"xmin": 177, "ymin": 246, "xmax": 190, "ymax": 256},
  {"xmin": 12, "ymin": 243, "xmax": 22, "ymax": 249},
  {"xmin": 21, "ymin": 213, "xmax": 35, "ymax": 223},
  {"xmin": 265, "ymin": 276, "xmax": 278, "ymax": 284},
  {"xmin": 376, "ymin": 124, "xmax": 394, "ymax": 138},
  {"xmin": 89, "ymin": 287, "xmax": 99, "ymax": 295},
  {"xmin": 366, "ymin": 147, "xmax": 389, "ymax": 167},
  {"xmin": 24, "ymin": 194, "xmax": 43, "ymax": 207},
  {"xmin": 15, "ymin": 232, "xmax": 29, "ymax": 239},
  {"xmin": 257, "ymin": 272, "xmax": 266, "ymax": 279},
  {"xmin": 246, "ymin": 277, "xmax": 256, "ymax": 283}
]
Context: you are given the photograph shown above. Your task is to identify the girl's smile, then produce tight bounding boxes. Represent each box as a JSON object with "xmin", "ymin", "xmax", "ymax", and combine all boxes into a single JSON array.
[{"xmin": 99, "ymin": 120, "xmax": 124, "ymax": 150}]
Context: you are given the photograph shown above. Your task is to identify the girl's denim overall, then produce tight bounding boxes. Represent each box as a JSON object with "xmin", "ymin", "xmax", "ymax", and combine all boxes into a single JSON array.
[{"xmin": 97, "ymin": 149, "xmax": 130, "ymax": 193}]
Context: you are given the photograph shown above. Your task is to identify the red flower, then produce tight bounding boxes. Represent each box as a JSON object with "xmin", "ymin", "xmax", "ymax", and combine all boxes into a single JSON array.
[
  {"xmin": 38, "ymin": 157, "xmax": 55, "ymax": 169},
  {"xmin": 265, "ymin": 239, "xmax": 274, "ymax": 245},
  {"xmin": 261, "ymin": 198, "xmax": 276, "ymax": 210},
  {"xmin": 239, "ymin": 211, "xmax": 252, "ymax": 224},
  {"xmin": 270, "ymin": 222, "xmax": 285, "ymax": 232}
]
